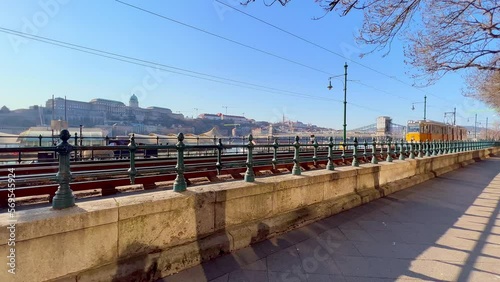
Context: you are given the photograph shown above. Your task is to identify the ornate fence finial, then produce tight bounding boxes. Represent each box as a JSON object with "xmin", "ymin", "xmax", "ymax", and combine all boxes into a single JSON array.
[
  {"xmin": 173, "ymin": 133, "xmax": 187, "ymax": 191},
  {"xmin": 52, "ymin": 129, "xmax": 75, "ymax": 209}
]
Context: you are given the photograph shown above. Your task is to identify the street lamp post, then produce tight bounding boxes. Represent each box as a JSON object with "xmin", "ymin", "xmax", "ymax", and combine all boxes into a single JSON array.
[
  {"xmin": 474, "ymin": 113, "xmax": 477, "ymax": 140},
  {"xmin": 328, "ymin": 62, "xmax": 348, "ymax": 144},
  {"xmin": 471, "ymin": 115, "xmax": 489, "ymax": 140},
  {"xmin": 486, "ymin": 117, "xmax": 488, "ymax": 140},
  {"xmin": 411, "ymin": 95, "xmax": 427, "ymax": 120}
]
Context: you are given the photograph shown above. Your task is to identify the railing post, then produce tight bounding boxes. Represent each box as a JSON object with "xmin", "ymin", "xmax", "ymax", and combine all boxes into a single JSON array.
[
  {"xmin": 386, "ymin": 138, "xmax": 393, "ymax": 162},
  {"xmin": 352, "ymin": 137, "xmax": 359, "ymax": 167},
  {"xmin": 424, "ymin": 140, "xmax": 429, "ymax": 157},
  {"xmin": 173, "ymin": 133, "xmax": 187, "ymax": 191},
  {"xmin": 216, "ymin": 138, "xmax": 223, "ymax": 175},
  {"xmin": 394, "ymin": 139, "xmax": 400, "ymax": 158},
  {"xmin": 363, "ymin": 139, "xmax": 368, "ymax": 162},
  {"xmin": 371, "ymin": 138, "xmax": 378, "ymax": 164},
  {"xmin": 213, "ymin": 135, "xmax": 217, "ymax": 156},
  {"xmin": 327, "ymin": 137, "xmax": 335, "ymax": 170},
  {"xmin": 128, "ymin": 134, "xmax": 137, "ymax": 185},
  {"xmin": 409, "ymin": 140, "xmax": 415, "ymax": 159},
  {"xmin": 52, "ymin": 129, "xmax": 75, "ymax": 209},
  {"xmin": 244, "ymin": 134, "xmax": 255, "ymax": 182},
  {"xmin": 272, "ymin": 138, "xmax": 279, "ymax": 170},
  {"xmin": 292, "ymin": 136, "xmax": 301, "ymax": 175},
  {"xmin": 73, "ymin": 132, "xmax": 79, "ymax": 161},
  {"xmin": 341, "ymin": 138, "xmax": 346, "ymax": 163},
  {"xmin": 399, "ymin": 139, "xmax": 405, "ymax": 160},
  {"xmin": 313, "ymin": 137, "xmax": 319, "ymax": 166},
  {"xmin": 417, "ymin": 140, "xmax": 424, "ymax": 158},
  {"xmin": 38, "ymin": 134, "xmax": 43, "ymax": 147},
  {"xmin": 380, "ymin": 139, "xmax": 385, "ymax": 160}
]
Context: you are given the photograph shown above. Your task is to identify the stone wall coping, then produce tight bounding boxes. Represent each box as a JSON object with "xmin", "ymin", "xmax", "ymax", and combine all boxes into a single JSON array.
[{"xmin": 0, "ymin": 150, "xmax": 492, "ymax": 245}]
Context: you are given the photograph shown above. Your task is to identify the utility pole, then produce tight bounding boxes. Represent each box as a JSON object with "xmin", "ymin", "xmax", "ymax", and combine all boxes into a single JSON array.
[
  {"xmin": 474, "ymin": 113, "xmax": 477, "ymax": 140},
  {"xmin": 343, "ymin": 63, "xmax": 348, "ymax": 144},
  {"xmin": 411, "ymin": 96, "xmax": 427, "ymax": 120},
  {"xmin": 444, "ymin": 107, "xmax": 457, "ymax": 125},
  {"xmin": 424, "ymin": 95, "xmax": 427, "ymax": 120},
  {"xmin": 64, "ymin": 96, "xmax": 67, "ymax": 122},
  {"xmin": 327, "ymin": 62, "xmax": 348, "ymax": 144}
]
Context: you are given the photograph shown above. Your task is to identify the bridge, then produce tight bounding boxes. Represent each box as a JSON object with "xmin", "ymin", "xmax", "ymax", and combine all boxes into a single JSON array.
[{"xmin": 0, "ymin": 130, "xmax": 498, "ymax": 281}]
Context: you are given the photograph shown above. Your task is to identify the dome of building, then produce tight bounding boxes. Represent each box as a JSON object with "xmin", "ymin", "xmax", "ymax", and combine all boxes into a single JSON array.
[{"xmin": 129, "ymin": 94, "xmax": 139, "ymax": 108}]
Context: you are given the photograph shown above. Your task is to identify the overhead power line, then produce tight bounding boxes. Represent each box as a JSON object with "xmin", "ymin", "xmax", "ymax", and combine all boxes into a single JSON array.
[
  {"xmin": 115, "ymin": 0, "xmax": 427, "ymax": 104},
  {"xmin": 0, "ymin": 27, "xmax": 331, "ymax": 101},
  {"xmin": 1, "ymin": 27, "xmax": 400, "ymax": 116},
  {"xmin": 115, "ymin": 0, "xmax": 331, "ymax": 76},
  {"xmin": 213, "ymin": 0, "xmax": 454, "ymax": 104}
]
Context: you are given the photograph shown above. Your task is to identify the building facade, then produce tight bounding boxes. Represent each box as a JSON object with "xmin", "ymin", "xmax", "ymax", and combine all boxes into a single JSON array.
[{"xmin": 44, "ymin": 95, "xmax": 183, "ymax": 127}]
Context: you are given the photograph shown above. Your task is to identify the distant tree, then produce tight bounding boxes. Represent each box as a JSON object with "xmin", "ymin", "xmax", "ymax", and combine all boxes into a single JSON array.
[
  {"xmin": 0, "ymin": 106, "xmax": 10, "ymax": 113},
  {"xmin": 244, "ymin": 0, "xmax": 499, "ymax": 84},
  {"xmin": 465, "ymin": 69, "xmax": 500, "ymax": 109}
]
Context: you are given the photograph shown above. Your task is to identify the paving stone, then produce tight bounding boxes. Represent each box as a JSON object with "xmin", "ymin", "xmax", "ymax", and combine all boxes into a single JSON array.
[
  {"xmin": 267, "ymin": 246, "xmax": 303, "ymax": 273},
  {"xmin": 227, "ymin": 269, "xmax": 268, "ymax": 282},
  {"xmin": 161, "ymin": 157, "xmax": 500, "ymax": 281}
]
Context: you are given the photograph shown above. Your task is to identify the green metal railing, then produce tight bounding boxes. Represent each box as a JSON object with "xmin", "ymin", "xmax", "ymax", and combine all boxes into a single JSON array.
[{"xmin": 1, "ymin": 130, "xmax": 498, "ymax": 209}]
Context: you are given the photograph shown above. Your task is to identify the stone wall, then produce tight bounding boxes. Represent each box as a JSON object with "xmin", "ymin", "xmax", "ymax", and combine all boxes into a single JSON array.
[{"xmin": 0, "ymin": 147, "xmax": 497, "ymax": 282}]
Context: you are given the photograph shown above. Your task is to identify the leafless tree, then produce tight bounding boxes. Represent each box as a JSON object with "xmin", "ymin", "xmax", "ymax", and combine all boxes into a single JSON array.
[
  {"xmin": 244, "ymin": 0, "xmax": 499, "ymax": 85},
  {"xmin": 466, "ymin": 67, "xmax": 500, "ymax": 109}
]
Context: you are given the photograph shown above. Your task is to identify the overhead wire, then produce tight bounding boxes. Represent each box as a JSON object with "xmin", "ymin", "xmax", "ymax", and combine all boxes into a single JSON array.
[
  {"xmin": 115, "ymin": 0, "xmax": 331, "ymax": 76},
  {"xmin": 1, "ymin": 27, "xmax": 403, "ymax": 117},
  {"xmin": 213, "ymin": 0, "xmax": 455, "ymax": 104},
  {"xmin": 2, "ymin": 26, "xmax": 403, "ymax": 117},
  {"xmin": 115, "ymin": 0, "xmax": 428, "ymax": 113},
  {"xmin": 116, "ymin": 0, "xmax": 426, "ymax": 104},
  {"xmin": 0, "ymin": 27, "xmax": 326, "ymax": 101}
]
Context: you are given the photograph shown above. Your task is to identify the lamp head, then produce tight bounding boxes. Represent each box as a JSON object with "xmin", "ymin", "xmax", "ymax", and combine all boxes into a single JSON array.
[
  {"xmin": 327, "ymin": 80, "xmax": 332, "ymax": 90},
  {"xmin": 411, "ymin": 104, "xmax": 415, "ymax": 111}
]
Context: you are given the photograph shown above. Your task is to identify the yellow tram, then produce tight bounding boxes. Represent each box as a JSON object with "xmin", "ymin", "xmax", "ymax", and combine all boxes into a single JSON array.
[{"xmin": 406, "ymin": 120, "xmax": 468, "ymax": 142}]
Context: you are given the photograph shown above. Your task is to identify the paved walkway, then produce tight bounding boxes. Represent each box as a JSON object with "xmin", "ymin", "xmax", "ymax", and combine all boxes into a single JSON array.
[{"xmin": 163, "ymin": 157, "xmax": 500, "ymax": 282}]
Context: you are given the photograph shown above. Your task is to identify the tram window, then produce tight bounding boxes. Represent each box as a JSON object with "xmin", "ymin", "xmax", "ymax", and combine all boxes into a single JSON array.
[{"xmin": 408, "ymin": 125, "xmax": 420, "ymax": 132}]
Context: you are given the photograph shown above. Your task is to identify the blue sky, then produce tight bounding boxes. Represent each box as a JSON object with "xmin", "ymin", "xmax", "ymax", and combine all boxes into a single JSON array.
[{"xmin": 0, "ymin": 0, "xmax": 496, "ymax": 129}]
